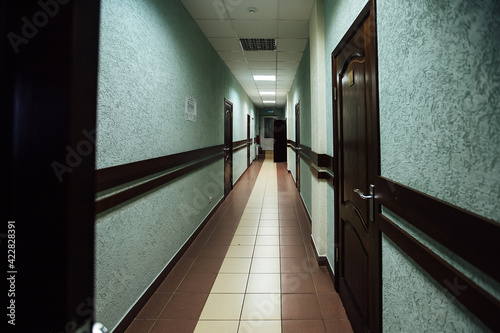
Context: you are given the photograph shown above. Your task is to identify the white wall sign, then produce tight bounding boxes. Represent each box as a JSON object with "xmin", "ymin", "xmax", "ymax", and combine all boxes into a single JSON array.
[{"xmin": 185, "ymin": 97, "xmax": 197, "ymax": 122}]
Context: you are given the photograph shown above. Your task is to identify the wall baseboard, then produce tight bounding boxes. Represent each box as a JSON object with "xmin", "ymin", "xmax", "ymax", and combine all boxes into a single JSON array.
[
  {"xmin": 310, "ymin": 234, "xmax": 328, "ymax": 266},
  {"xmin": 113, "ymin": 197, "xmax": 224, "ymax": 333}
]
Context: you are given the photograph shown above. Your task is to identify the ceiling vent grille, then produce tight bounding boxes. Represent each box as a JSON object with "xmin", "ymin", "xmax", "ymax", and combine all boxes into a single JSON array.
[{"xmin": 240, "ymin": 38, "xmax": 276, "ymax": 51}]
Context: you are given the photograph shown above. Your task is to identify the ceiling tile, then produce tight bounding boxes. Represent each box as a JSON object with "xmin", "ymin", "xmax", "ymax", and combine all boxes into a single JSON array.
[
  {"xmin": 278, "ymin": 52, "xmax": 303, "ymax": 62},
  {"xmin": 196, "ymin": 20, "xmax": 235, "ymax": 38},
  {"xmin": 277, "ymin": 62, "xmax": 300, "ymax": 70},
  {"xmin": 218, "ymin": 51, "xmax": 247, "ymax": 62},
  {"xmin": 248, "ymin": 62, "xmax": 276, "ymax": 69},
  {"xmin": 277, "ymin": 38, "xmax": 308, "ymax": 52},
  {"xmin": 227, "ymin": 62, "xmax": 250, "ymax": 69},
  {"xmin": 226, "ymin": 0, "xmax": 278, "ymax": 20},
  {"xmin": 232, "ymin": 20, "xmax": 277, "ymax": 38},
  {"xmin": 278, "ymin": 0, "xmax": 315, "ymax": 20},
  {"xmin": 209, "ymin": 38, "xmax": 242, "ymax": 51},
  {"xmin": 245, "ymin": 52, "xmax": 277, "ymax": 62},
  {"xmin": 278, "ymin": 21, "xmax": 309, "ymax": 38},
  {"xmin": 181, "ymin": 0, "xmax": 229, "ymax": 19}
]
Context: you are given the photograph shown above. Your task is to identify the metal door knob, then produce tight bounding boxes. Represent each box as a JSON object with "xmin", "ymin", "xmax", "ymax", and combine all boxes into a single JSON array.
[{"xmin": 354, "ymin": 189, "xmax": 373, "ymax": 200}]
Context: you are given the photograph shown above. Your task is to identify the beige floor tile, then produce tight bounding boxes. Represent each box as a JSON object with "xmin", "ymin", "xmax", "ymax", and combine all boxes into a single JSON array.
[
  {"xmin": 243, "ymin": 208, "xmax": 261, "ymax": 214},
  {"xmin": 194, "ymin": 321, "xmax": 239, "ymax": 333},
  {"xmin": 250, "ymin": 258, "xmax": 281, "ymax": 274},
  {"xmin": 199, "ymin": 294, "xmax": 245, "ymax": 320},
  {"xmin": 231, "ymin": 235, "xmax": 256, "ymax": 246},
  {"xmin": 219, "ymin": 257, "xmax": 252, "ymax": 273},
  {"xmin": 226, "ymin": 245, "xmax": 254, "ymax": 257},
  {"xmin": 238, "ymin": 320, "xmax": 281, "ymax": 333},
  {"xmin": 241, "ymin": 213, "xmax": 261, "ymax": 220},
  {"xmin": 210, "ymin": 274, "xmax": 249, "ymax": 293},
  {"xmin": 239, "ymin": 219, "xmax": 260, "ymax": 227},
  {"xmin": 259, "ymin": 220, "xmax": 279, "ymax": 227},
  {"xmin": 235, "ymin": 226, "xmax": 259, "ymax": 236},
  {"xmin": 246, "ymin": 274, "xmax": 281, "ymax": 293},
  {"xmin": 241, "ymin": 294, "xmax": 281, "ymax": 320},
  {"xmin": 255, "ymin": 235, "xmax": 280, "ymax": 246},
  {"xmin": 253, "ymin": 246, "xmax": 280, "ymax": 258},
  {"xmin": 257, "ymin": 226, "xmax": 279, "ymax": 236}
]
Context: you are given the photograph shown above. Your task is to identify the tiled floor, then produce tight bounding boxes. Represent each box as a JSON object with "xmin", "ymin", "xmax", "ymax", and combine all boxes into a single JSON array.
[{"xmin": 124, "ymin": 155, "xmax": 353, "ymax": 333}]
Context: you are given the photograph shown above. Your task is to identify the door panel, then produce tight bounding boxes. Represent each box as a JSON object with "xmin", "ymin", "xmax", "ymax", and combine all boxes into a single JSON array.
[
  {"xmin": 295, "ymin": 102, "xmax": 300, "ymax": 190},
  {"xmin": 273, "ymin": 120, "xmax": 287, "ymax": 162},
  {"xmin": 224, "ymin": 99, "xmax": 233, "ymax": 197},
  {"xmin": 333, "ymin": 4, "xmax": 381, "ymax": 332}
]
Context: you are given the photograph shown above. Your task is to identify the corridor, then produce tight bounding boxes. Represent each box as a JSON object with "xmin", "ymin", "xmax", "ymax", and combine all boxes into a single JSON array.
[{"xmin": 124, "ymin": 156, "xmax": 353, "ymax": 333}]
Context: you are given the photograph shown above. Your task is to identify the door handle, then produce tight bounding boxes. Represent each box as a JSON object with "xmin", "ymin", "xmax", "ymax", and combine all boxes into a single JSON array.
[
  {"xmin": 223, "ymin": 148, "xmax": 230, "ymax": 151},
  {"xmin": 354, "ymin": 188, "xmax": 373, "ymax": 199},
  {"xmin": 354, "ymin": 185, "xmax": 375, "ymax": 222},
  {"xmin": 295, "ymin": 146, "xmax": 301, "ymax": 151}
]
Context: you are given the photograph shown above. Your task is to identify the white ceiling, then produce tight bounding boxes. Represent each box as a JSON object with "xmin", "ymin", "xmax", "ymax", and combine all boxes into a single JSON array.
[{"xmin": 180, "ymin": 0, "xmax": 315, "ymax": 109}]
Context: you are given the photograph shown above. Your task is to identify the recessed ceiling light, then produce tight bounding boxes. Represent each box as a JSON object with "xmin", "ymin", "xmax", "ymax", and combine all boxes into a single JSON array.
[
  {"xmin": 248, "ymin": 7, "xmax": 257, "ymax": 14},
  {"xmin": 263, "ymin": 100, "xmax": 276, "ymax": 103},
  {"xmin": 260, "ymin": 91, "xmax": 276, "ymax": 95},
  {"xmin": 254, "ymin": 75, "xmax": 276, "ymax": 81}
]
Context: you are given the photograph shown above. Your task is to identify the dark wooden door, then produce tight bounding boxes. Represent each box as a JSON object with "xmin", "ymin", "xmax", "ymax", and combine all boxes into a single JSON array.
[
  {"xmin": 247, "ymin": 114, "xmax": 251, "ymax": 167},
  {"xmin": 224, "ymin": 99, "xmax": 233, "ymax": 197},
  {"xmin": 3, "ymin": 1, "xmax": 100, "ymax": 332},
  {"xmin": 273, "ymin": 120, "xmax": 287, "ymax": 162},
  {"xmin": 295, "ymin": 102, "xmax": 301, "ymax": 190},
  {"xmin": 333, "ymin": 4, "xmax": 381, "ymax": 333}
]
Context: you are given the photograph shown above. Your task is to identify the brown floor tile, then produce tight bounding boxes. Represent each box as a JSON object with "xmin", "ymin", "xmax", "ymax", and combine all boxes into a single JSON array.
[
  {"xmin": 281, "ymin": 245, "xmax": 307, "ymax": 258},
  {"xmin": 150, "ymin": 319, "xmax": 198, "ymax": 333},
  {"xmin": 124, "ymin": 319, "xmax": 155, "ymax": 333},
  {"xmin": 176, "ymin": 272, "xmax": 217, "ymax": 293},
  {"xmin": 214, "ymin": 226, "xmax": 238, "ymax": 236},
  {"xmin": 317, "ymin": 293, "xmax": 348, "ymax": 320},
  {"xmin": 279, "ymin": 217, "xmax": 299, "ymax": 225},
  {"xmin": 158, "ymin": 293, "xmax": 208, "ymax": 320},
  {"xmin": 282, "ymin": 272, "xmax": 316, "ymax": 293},
  {"xmin": 313, "ymin": 270, "xmax": 335, "ymax": 293},
  {"xmin": 280, "ymin": 212, "xmax": 297, "ymax": 219},
  {"xmin": 189, "ymin": 256, "xmax": 224, "ymax": 273},
  {"xmin": 281, "ymin": 257, "xmax": 313, "ymax": 273},
  {"xmin": 205, "ymin": 234, "xmax": 233, "ymax": 246},
  {"xmin": 324, "ymin": 319, "xmax": 354, "ymax": 333},
  {"xmin": 280, "ymin": 226, "xmax": 302, "ymax": 236},
  {"xmin": 198, "ymin": 245, "xmax": 229, "ymax": 258},
  {"xmin": 171, "ymin": 256, "xmax": 195, "ymax": 274},
  {"xmin": 136, "ymin": 293, "xmax": 172, "ymax": 319},
  {"xmin": 156, "ymin": 272, "xmax": 185, "ymax": 293},
  {"xmin": 282, "ymin": 294, "xmax": 323, "ymax": 320},
  {"xmin": 280, "ymin": 235, "xmax": 304, "ymax": 246},
  {"xmin": 282, "ymin": 320, "xmax": 326, "ymax": 333}
]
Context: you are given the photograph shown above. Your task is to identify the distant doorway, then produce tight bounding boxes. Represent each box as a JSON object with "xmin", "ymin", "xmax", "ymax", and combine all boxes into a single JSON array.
[{"xmin": 273, "ymin": 120, "xmax": 287, "ymax": 162}]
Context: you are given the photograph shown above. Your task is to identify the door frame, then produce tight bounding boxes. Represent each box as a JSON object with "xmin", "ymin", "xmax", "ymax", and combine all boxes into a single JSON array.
[
  {"xmin": 247, "ymin": 114, "xmax": 251, "ymax": 167},
  {"xmin": 224, "ymin": 98, "xmax": 233, "ymax": 197},
  {"xmin": 332, "ymin": 1, "xmax": 381, "ymax": 332},
  {"xmin": 3, "ymin": 1, "xmax": 100, "ymax": 331}
]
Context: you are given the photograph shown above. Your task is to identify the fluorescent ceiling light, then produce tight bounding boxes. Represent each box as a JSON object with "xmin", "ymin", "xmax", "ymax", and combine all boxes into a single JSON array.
[
  {"xmin": 260, "ymin": 91, "xmax": 276, "ymax": 95},
  {"xmin": 254, "ymin": 75, "xmax": 276, "ymax": 81},
  {"xmin": 263, "ymin": 100, "xmax": 276, "ymax": 103}
]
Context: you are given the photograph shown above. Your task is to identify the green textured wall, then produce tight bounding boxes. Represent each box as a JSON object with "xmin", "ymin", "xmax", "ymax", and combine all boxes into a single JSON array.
[
  {"xmin": 378, "ymin": 0, "xmax": 499, "ymax": 331},
  {"xmin": 95, "ymin": 0, "xmax": 256, "ymax": 329},
  {"xmin": 324, "ymin": 0, "xmax": 498, "ymax": 331},
  {"xmin": 289, "ymin": 42, "xmax": 313, "ymax": 215}
]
